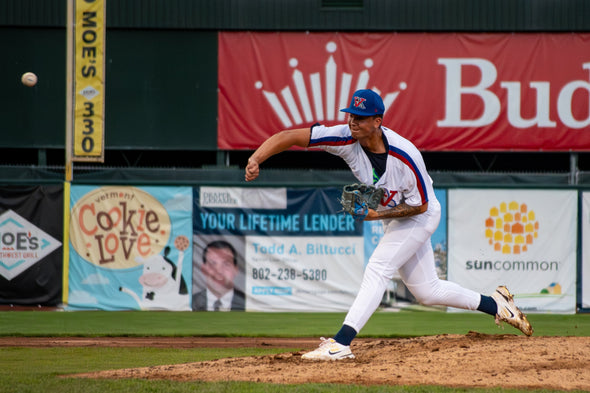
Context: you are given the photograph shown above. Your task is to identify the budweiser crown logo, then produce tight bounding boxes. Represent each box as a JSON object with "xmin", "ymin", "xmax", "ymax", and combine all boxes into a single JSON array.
[{"xmin": 254, "ymin": 41, "xmax": 406, "ymax": 128}]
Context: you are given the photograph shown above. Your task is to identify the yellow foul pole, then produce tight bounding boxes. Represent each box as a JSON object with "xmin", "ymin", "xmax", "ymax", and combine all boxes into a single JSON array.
[{"xmin": 62, "ymin": 0, "xmax": 74, "ymax": 305}]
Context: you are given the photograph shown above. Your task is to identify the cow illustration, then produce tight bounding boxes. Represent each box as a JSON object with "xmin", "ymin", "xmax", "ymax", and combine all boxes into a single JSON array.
[{"xmin": 119, "ymin": 236, "xmax": 190, "ymax": 310}]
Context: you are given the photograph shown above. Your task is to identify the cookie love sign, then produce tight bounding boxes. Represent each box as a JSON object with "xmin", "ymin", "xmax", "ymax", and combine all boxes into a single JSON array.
[{"xmin": 70, "ymin": 186, "xmax": 171, "ymax": 269}]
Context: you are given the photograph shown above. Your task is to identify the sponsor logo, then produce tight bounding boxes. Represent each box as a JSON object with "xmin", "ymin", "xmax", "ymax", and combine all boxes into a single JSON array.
[
  {"xmin": 254, "ymin": 41, "xmax": 405, "ymax": 127},
  {"xmin": 79, "ymin": 85, "xmax": 99, "ymax": 100},
  {"xmin": 252, "ymin": 286, "xmax": 292, "ymax": 296},
  {"xmin": 200, "ymin": 187, "xmax": 287, "ymax": 210},
  {"xmin": 200, "ymin": 189, "xmax": 239, "ymax": 207},
  {"xmin": 503, "ymin": 308, "xmax": 515, "ymax": 319},
  {"xmin": 69, "ymin": 187, "xmax": 171, "ymax": 269},
  {"xmin": 541, "ymin": 282, "xmax": 561, "ymax": 294},
  {"xmin": 0, "ymin": 210, "xmax": 61, "ymax": 280},
  {"xmin": 466, "ymin": 259, "xmax": 558, "ymax": 272},
  {"xmin": 438, "ymin": 59, "xmax": 590, "ymax": 129},
  {"xmin": 484, "ymin": 201, "xmax": 538, "ymax": 254}
]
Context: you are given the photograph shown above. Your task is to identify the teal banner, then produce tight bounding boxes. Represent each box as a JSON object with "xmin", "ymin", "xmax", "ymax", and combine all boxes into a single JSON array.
[{"xmin": 67, "ymin": 185, "xmax": 193, "ymax": 310}]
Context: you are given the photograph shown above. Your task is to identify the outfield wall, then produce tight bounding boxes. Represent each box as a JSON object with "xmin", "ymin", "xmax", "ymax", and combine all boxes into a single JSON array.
[{"xmin": 1, "ymin": 184, "xmax": 588, "ymax": 313}]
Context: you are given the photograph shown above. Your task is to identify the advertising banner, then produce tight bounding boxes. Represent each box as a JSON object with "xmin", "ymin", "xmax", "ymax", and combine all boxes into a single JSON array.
[
  {"xmin": 67, "ymin": 186, "xmax": 193, "ymax": 310},
  {"xmin": 72, "ymin": 0, "xmax": 105, "ymax": 161},
  {"xmin": 448, "ymin": 189, "xmax": 577, "ymax": 313},
  {"xmin": 582, "ymin": 192, "xmax": 590, "ymax": 309},
  {"xmin": 0, "ymin": 186, "xmax": 63, "ymax": 306},
  {"xmin": 219, "ymin": 32, "xmax": 590, "ymax": 151},
  {"xmin": 193, "ymin": 186, "xmax": 364, "ymax": 311}
]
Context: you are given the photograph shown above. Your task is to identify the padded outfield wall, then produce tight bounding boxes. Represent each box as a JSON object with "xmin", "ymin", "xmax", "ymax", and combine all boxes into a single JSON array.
[{"xmin": 1, "ymin": 184, "xmax": 588, "ymax": 313}]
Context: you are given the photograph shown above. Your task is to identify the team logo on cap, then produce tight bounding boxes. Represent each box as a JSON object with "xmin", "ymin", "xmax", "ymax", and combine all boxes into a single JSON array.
[{"xmin": 353, "ymin": 96, "xmax": 367, "ymax": 109}]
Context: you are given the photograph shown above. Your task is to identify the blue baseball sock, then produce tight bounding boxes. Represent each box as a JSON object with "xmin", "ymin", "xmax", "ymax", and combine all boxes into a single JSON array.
[
  {"xmin": 333, "ymin": 324, "xmax": 357, "ymax": 346},
  {"xmin": 477, "ymin": 295, "xmax": 498, "ymax": 316}
]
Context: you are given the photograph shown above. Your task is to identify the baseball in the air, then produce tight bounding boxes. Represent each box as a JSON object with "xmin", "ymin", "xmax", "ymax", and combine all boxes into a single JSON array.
[{"xmin": 21, "ymin": 72, "xmax": 38, "ymax": 87}]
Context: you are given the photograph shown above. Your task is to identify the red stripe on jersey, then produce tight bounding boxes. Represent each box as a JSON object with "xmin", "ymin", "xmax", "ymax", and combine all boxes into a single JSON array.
[{"xmin": 388, "ymin": 146, "xmax": 428, "ymax": 205}]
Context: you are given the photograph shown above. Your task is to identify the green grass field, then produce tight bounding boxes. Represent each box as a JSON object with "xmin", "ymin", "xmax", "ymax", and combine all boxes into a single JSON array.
[{"xmin": 1, "ymin": 310, "xmax": 589, "ymax": 393}]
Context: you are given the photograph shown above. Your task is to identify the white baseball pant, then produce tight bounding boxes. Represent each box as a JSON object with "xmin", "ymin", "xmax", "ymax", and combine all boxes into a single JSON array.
[{"xmin": 343, "ymin": 199, "xmax": 481, "ymax": 333}]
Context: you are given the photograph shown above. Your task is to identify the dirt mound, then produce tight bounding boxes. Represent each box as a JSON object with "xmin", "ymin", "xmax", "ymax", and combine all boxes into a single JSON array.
[{"xmin": 61, "ymin": 332, "xmax": 590, "ymax": 390}]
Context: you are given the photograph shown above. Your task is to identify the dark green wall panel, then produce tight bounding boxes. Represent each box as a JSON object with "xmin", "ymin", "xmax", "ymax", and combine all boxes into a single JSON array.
[
  {"xmin": 105, "ymin": 30, "xmax": 217, "ymax": 150},
  {"xmin": 1, "ymin": 0, "xmax": 589, "ymax": 31},
  {"xmin": 0, "ymin": 27, "xmax": 66, "ymax": 149},
  {"xmin": 0, "ymin": 27, "xmax": 218, "ymax": 150},
  {"xmin": 0, "ymin": 0, "xmax": 65, "ymax": 27}
]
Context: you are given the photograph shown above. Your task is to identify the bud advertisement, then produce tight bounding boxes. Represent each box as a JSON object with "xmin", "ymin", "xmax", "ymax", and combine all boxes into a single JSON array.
[
  {"xmin": 219, "ymin": 32, "xmax": 590, "ymax": 151},
  {"xmin": 73, "ymin": 0, "xmax": 105, "ymax": 161},
  {"xmin": 194, "ymin": 187, "xmax": 364, "ymax": 312},
  {"xmin": 67, "ymin": 186, "xmax": 193, "ymax": 310},
  {"xmin": 448, "ymin": 189, "xmax": 577, "ymax": 313}
]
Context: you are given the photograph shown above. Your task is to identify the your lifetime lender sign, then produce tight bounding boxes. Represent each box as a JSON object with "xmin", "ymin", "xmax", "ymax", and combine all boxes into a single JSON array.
[{"xmin": 194, "ymin": 187, "xmax": 364, "ymax": 312}]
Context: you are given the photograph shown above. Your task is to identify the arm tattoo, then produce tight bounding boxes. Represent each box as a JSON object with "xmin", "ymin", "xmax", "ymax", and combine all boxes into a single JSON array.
[{"xmin": 375, "ymin": 202, "xmax": 425, "ymax": 220}]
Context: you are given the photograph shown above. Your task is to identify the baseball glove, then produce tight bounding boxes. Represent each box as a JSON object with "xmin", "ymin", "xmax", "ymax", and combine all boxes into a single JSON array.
[{"xmin": 339, "ymin": 183, "xmax": 385, "ymax": 220}]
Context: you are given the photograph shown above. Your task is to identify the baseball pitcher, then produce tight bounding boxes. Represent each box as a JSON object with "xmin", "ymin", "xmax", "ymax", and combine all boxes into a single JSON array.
[{"xmin": 245, "ymin": 89, "xmax": 532, "ymax": 361}]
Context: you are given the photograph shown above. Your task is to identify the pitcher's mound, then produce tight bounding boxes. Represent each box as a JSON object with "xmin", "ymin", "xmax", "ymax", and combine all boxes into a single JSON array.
[{"xmin": 67, "ymin": 332, "xmax": 590, "ymax": 391}]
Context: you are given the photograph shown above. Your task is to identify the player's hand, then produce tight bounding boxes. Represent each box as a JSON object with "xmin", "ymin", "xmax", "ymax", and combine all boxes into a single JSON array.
[{"xmin": 245, "ymin": 158, "xmax": 260, "ymax": 182}]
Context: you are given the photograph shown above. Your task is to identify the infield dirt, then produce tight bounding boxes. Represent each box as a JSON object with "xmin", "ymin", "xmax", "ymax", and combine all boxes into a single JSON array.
[{"xmin": 6, "ymin": 332, "xmax": 589, "ymax": 391}]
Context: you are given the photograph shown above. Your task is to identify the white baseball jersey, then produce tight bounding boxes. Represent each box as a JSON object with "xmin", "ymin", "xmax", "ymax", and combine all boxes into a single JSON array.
[{"xmin": 309, "ymin": 124, "xmax": 437, "ymax": 210}]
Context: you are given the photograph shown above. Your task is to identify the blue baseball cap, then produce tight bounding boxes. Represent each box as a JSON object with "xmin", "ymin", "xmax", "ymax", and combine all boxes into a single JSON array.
[{"xmin": 340, "ymin": 89, "xmax": 385, "ymax": 116}]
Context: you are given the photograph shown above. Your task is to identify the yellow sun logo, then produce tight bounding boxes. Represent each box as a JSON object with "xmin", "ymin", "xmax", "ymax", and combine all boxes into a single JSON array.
[{"xmin": 485, "ymin": 201, "xmax": 539, "ymax": 254}]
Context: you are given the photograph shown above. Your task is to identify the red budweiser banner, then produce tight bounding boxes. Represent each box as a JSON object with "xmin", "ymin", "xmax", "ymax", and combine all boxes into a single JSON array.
[{"xmin": 218, "ymin": 32, "xmax": 590, "ymax": 151}]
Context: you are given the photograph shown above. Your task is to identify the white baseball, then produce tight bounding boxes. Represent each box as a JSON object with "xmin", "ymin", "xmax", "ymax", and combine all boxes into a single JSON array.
[{"xmin": 21, "ymin": 72, "xmax": 38, "ymax": 87}]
